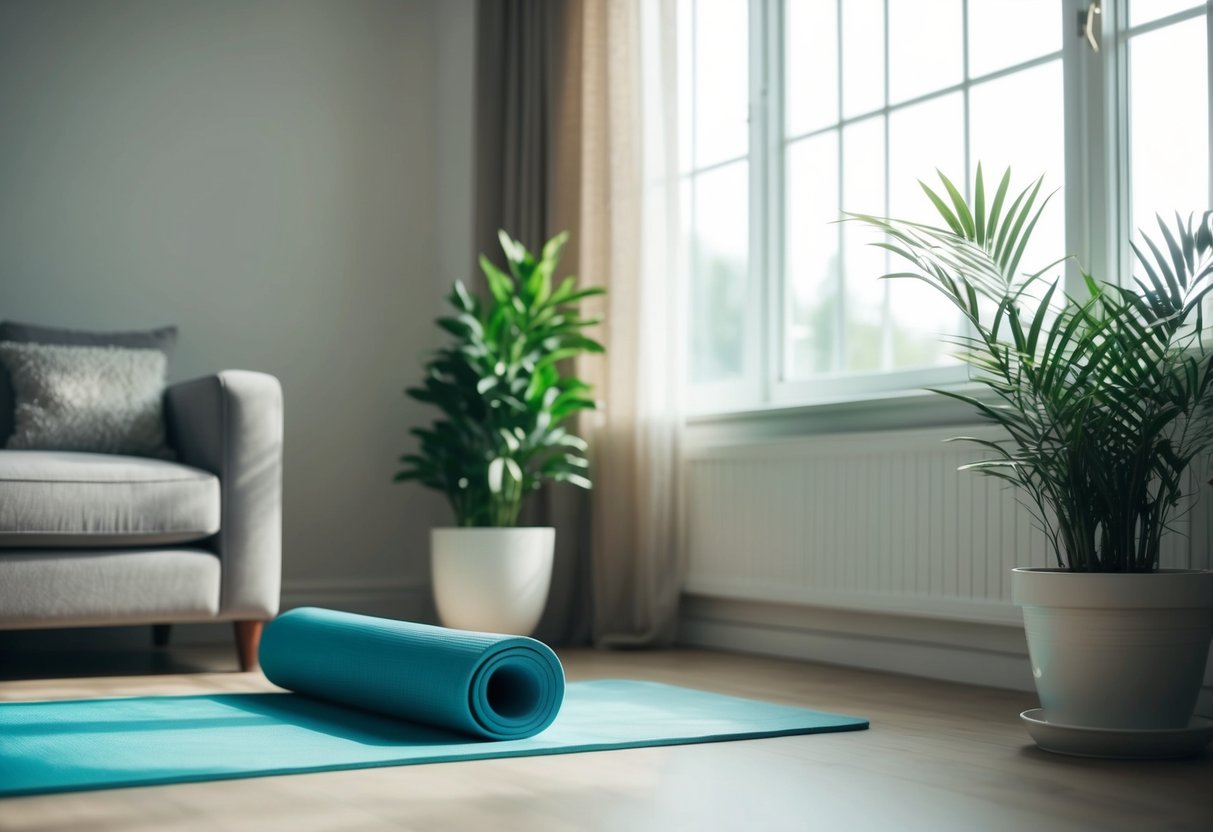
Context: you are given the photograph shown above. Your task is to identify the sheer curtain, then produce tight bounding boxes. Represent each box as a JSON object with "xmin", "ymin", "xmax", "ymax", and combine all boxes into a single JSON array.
[
  {"xmin": 577, "ymin": 0, "xmax": 685, "ymax": 646},
  {"xmin": 475, "ymin": 0, "xmax": 685, "ymax": 646}
]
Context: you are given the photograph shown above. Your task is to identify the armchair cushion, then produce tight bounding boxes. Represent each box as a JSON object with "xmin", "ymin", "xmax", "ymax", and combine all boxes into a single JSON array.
[
  {"xmin": 0, "ymin": 548, "xmax": 220, "ymax": 627},
  {"xmin": 0, "ymin": 450, "xmax": 219, "ymax": 548}
]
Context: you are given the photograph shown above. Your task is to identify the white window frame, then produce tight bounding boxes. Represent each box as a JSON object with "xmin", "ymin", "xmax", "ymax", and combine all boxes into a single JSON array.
[{"xmin": 684, "ymin": 0, "xmax": 1213, "ymax": 420}]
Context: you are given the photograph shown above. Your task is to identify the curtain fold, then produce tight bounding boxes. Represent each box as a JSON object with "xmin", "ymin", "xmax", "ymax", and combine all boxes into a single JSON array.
[
  {"xmin": 474, "ymin": 0, "xmax": 685, "ymax": 648},
  {"xmin": 475, "ymin": 0, "xmax": 550, "ymax": 259},
  {"xmin": 577, "ymin": 0, "xmax": 684, "ymax": 646}
]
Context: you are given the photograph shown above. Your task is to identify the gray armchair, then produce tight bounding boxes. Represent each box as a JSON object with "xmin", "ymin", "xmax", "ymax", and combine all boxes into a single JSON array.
[{"xmin": 0, "ymin": 371, "xmax": 283, "ymax": 670}]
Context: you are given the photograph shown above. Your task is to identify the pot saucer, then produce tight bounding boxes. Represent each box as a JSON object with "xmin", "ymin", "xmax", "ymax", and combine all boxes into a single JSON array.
[{"xmin": 1020, "ymin": 709, "xmax": 1213, "ymax": 760}]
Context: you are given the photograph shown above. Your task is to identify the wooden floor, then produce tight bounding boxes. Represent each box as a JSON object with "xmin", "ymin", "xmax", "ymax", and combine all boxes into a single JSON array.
[{"xmin": 0, "ymin": 644, "xmax": 1209, "ymax": 832}]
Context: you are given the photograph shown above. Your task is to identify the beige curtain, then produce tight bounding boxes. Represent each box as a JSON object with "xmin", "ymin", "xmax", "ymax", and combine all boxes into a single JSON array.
[
  {"xmin": 577, "ymin": 0, "xmax": 684, "ymax": 646},
  {"xmin": 475, "ymin": 0, "xmax": 685, "ymax": 647}
]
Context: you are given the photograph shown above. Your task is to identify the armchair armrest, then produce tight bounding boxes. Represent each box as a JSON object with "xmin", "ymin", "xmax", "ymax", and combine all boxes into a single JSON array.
[{"xmin": 165, "ymin": 371, "xmax": 283, "ymax": 619}]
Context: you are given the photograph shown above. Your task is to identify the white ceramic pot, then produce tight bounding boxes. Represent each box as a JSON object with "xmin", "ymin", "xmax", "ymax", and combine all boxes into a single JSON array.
[
  {"xmin": 1012, "ymin": 567, "xmax": 1213, "ymax": 730},
  {"xmin": 431, "ymin": 527, "xmax": 555, "ymax": 635}
]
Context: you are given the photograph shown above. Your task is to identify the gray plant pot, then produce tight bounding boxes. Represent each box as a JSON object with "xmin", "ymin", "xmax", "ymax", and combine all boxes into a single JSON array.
[{"xmin": 1012, "ymin": 567, "xmax": 1213, "ymax": 730}]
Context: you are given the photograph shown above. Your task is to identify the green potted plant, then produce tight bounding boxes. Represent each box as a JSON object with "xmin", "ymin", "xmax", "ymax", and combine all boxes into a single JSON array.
[
  {"xmin": 395, "ymin": 231, "xmax": 603, "ymax": 635},
  {"xmin": 852, "ymin": 166, "xmax": 1213, "ymax": 756}
]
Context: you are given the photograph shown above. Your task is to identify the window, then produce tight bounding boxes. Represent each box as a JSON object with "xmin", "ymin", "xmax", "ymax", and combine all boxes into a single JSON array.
[
  {"xmin": 1121, "ymin": 2, "xmax": 1210, "ymax": 249},
  {"xmin": 678, "ymin": 0, "xmax": 1213, "ymax": 414}
]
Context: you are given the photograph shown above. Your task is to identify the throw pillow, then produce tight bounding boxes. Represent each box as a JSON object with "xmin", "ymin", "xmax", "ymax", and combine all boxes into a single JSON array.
[
  {"xmin": 0, "ymin": 321, "xmax": 177, "ymax": 444},
  {"xmin": 0, "ymin": 341, "xmax": 173, "ymax": 458}
]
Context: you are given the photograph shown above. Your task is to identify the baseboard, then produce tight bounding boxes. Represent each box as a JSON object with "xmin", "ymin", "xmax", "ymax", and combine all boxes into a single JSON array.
[
  {"xmin": 679, "ymin": 594, "xmax": 1037, "ymax": 692},
  {"xmin": 679, "ymin": 594, "xmax": 1213, "ymax": 717}
]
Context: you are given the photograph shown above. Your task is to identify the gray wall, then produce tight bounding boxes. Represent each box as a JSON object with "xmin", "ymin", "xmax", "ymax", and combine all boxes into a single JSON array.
[
  {"xmin": 0, "ymin": 0, "xmax": 476, "ymax": 616},
  {"xmin": 433, "ymin": 0, "xmax": 477, "ymax": 315}
]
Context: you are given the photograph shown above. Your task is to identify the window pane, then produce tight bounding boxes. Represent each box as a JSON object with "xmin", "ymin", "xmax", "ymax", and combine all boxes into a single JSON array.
[
  {"xmin": 887, "ymin": 94, "xmax": 965, "ymax": 370},
  {"xmin": 1128, "ymin": 17, "xmax": 1209, "ymax": 241},
  {"xmin": 888, "ymin": 0, "xmax": 963, "ymax": 104},
  {"xmin": 785, "ymin": 132, "xmax": 840, "ymax": 378},
  {"xmin": 785, "ymin": 0, "xmax": 838, "ymax": 137},
  {"xmin": 888, "ymin": 93, "xmax": 964, "ymax": 221},
  {"xmin": 1130, "ymin": 0, "xmax": 1203, "ymax": 28},
  {"xmin": 690, "ymin": 161, "xmax": 749, "ymax": 383},
  {"xmin": 841, "ymin": 116, "xmax": 888, "ymax": 373},
  {"xmin": 969, "ymin": 59, "xmax": 1066, "ymax": 280},
  {"xmin": 695, "ymin": 0, "xmax": 749, "ymax": 167},
  {"xmin": 842, "ymin": 0, "xmax": 884, "ymax": 119},
  {"xmin": 968, "ymin": 0, "xmax": 1062, "ymax": 78}
]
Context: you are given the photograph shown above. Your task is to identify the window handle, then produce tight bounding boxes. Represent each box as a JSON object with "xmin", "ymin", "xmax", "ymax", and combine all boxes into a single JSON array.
[{"xmin": 1080, "ymin": 0, "xmax": 1101, "ymax": 53}]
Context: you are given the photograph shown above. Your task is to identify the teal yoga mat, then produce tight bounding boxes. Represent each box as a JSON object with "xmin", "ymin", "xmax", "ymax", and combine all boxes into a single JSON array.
[{"xmin": 0, "ymin": 611, "xmax": 868, "ymax": 797}]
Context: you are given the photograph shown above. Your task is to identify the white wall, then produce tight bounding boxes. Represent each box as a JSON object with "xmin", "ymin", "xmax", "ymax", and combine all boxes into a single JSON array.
[{"xmin": 0, "ymin": 0, "xmax": 477, "ymax": 617}]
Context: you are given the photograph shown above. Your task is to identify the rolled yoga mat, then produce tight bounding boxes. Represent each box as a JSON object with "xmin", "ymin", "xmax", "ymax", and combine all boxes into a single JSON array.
[
  {"xmin": 258, "ymin": 607, "xmax": 564, "ymax": 740},
  {"xmin": 0, "ymin": 609, "xmax": 869, "ymax": 797}
]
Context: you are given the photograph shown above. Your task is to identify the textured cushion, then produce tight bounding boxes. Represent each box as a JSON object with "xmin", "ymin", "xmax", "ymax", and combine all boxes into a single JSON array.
[
  {"xmin": 0, "ymin": 450, "xmax": 220, "ymax": 547},
  {"xmin": 0, "ymin": 548, "xmax": 221, "ymax": 626},
  {"xmin": 0, "ymin": 342, "xmax": 172, "ymax": 458},
  {"xmin": 0, "ymin": 321, "xmax": 177, "ymax": 444}
]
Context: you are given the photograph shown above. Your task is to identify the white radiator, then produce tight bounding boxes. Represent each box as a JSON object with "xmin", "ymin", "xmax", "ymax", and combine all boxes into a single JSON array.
[{"xmin": 683, "ymin": 426, "xmax": 1207, "ymax": 626}]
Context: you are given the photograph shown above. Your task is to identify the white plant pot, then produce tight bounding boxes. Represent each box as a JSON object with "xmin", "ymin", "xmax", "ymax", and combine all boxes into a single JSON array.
[
  {"xmin": 431, "ymin": 527, "xmax": 555, "ymax": 636},
  {"xmin": 1012, "ymin": 567, "xmax": 1213, "ymax": 730}
]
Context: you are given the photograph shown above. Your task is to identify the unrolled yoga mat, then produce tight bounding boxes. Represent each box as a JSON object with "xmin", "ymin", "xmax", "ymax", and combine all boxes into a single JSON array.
[{"xmin": 0, "ymin": 609, "xmax": 868, "ymax": 797}]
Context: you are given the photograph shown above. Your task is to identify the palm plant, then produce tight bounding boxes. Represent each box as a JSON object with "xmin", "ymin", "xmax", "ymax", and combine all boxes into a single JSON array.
[
  {"xmin": 395, "ymin": 231, "xmax": 604, "ymax": 527},
  {"xmin": 850, "ymin": 165, "xmax": 1213, "ymax": 572}
]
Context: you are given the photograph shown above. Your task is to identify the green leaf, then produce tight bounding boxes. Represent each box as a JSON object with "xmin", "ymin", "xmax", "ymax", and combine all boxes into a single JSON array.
[
  {"xmin": 451, "ymin": 280, "xmax": 477, "ymax": 314},
  {"xmin": 973, "ymin": 163, "xmax": 987, "ymax": 246},
  {"xmin": 554, "ymin": 334, "xmax": 605, "ymax": 354},
  {"xmin": 919, "ymin": 180, "xmax": 965, "ymax": 236},
  {"xmin": 498, "ymin": 230, "xmax": 525, "ymax": 267},
  {"xmin": 553, "ymin": 286, "xmax": 607, "ymax": 306},
  {"xmin": 551, "ymin": 471, "xmax": 592, "ymax": 489},
  {"xmin": 1005, "ymin": 189, "xmax": 1055, "ymax": 280},
  {"xmin": 505, "ymin": 457, "xmax": 523, "ymax": 486},
  {"xmin": 480, "ymin": 255, "xmax": 515, "ymax": 305},
  {"xmin": 487, "ymin": 457, "xmax": 505, "ymax": 494},
  {"xmin": 499, "ymin": 428, "xmax": 520, "ymax": 453},
  {"xmin": 997, "ymin": 175, "xmax": 1045, "ymax": 274},
  {"xmin": 937, "ymin": 169, "xmax": 976, "ymax": 239},
  {"xmin": 985, "ymin": 166, "xmax": 1012, "ymax": 246},
  {"xmin": 542, "ymin": 231, "xmax": 569, "ymax": 264}
]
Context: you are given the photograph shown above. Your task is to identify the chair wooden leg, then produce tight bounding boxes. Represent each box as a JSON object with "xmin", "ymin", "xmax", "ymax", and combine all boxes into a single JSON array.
[
  {"xmin": 152, "ymin": 624, "xmax": 172, "ymax": 648},
  {"xmin": 234, "ymin": 620, "xmax": 264, "ymax": 672}
]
